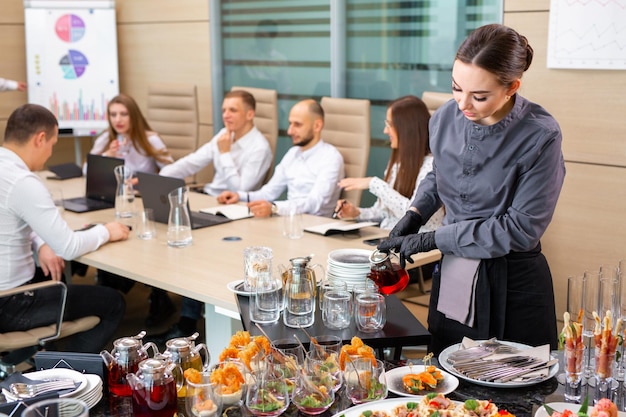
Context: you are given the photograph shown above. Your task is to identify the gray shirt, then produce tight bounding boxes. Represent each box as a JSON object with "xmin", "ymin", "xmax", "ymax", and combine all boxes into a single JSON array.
[{"xmin": 412, "ymin": 94, "xmax": 565, "ymax": 259}]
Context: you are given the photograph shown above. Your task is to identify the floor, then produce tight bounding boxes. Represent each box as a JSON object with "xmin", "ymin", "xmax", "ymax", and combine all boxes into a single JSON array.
[{"xmin": 71, "ymin": 266, "xmax": 430, "ymax": 360}]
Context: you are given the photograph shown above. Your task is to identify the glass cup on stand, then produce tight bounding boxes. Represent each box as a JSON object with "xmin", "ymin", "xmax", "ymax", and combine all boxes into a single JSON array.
[
  {"xmin": 561, "ymin": 275, "xmax": 585, "ymax": 402},
  {"xmin": 593, "ymin": 274, "xmax": 620, "ymax": 402},
  {"xmin": 344, "ymin": 358, "xmax": 387, "ymax": 404}
]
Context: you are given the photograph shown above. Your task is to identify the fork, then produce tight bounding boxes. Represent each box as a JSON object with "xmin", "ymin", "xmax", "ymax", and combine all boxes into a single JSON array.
[{"xmin": 9, "ymin": 380, "xmax": 76, "ymax": 399}]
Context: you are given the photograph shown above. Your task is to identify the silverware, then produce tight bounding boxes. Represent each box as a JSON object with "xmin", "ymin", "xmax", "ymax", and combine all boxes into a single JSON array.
[
  {"xmin": 453, "ymin": 355, "xmax": 549, "ymax": 382},
  {"xmin": 447, "ymin": 338, "xmax": 520, "ymax": 364},
  {"xmin": 493, "ymin": 358, "xmax": 559, "ymax": 383},
  {"xmin": 9, "ymin": 380, "xmax": 76, "ymax": 398}
]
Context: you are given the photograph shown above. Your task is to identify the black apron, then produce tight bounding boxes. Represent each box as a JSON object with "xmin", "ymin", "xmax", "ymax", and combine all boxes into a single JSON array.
[{"xmin": 427, "ymin": 243, "xmax": 558, "ymax": 355}]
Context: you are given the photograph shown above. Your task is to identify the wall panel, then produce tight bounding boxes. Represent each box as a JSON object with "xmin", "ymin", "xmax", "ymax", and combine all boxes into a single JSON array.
[
  {"xmin": 542, "ymin": 162, "xmax": 626, "ymax": 318},
  {"xmin": 505, "ymin": 12, "xmax": 626, "ymax": 167},
  {"xmin": 117, "ymin": 0, "xmax": 209, "ymax": 23},
  {"xmin": 0, "ymin": 0, "xmax": 24, "ymax": 23},
  {"xmin": 504, "ymin": 0, "xmax": 548, "ymax": 12},
  {"xmin": 0, "ymin": 23, "xmax": 28, "ymax": 118}
]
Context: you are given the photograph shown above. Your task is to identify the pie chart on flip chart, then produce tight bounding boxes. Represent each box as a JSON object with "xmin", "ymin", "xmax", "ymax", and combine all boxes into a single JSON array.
[
  {"xmin": 59, "ymin": 50, "xmax": 89, "ymax": 79},
  {"xmin": 55, "ymin": 14, "xmax": 86, "ymax": 43}
]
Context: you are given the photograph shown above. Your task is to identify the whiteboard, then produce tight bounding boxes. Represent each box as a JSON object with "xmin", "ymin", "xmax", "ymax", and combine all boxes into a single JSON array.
[{"xmin": 24, "ymin": 0, "xmax": 119, "ymax": 136}]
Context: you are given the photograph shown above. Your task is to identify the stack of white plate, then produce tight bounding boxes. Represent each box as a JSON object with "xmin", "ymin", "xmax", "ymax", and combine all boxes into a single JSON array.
[
  {"xmin": 327, "ymin": 248, "xmax": 373, "ymax": 290},
  {"xmin": 4, "ymin": 368, "xmax": 103, "ymax": 409}
]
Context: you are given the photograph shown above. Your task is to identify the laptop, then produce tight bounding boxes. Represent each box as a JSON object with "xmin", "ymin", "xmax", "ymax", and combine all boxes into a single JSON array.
[
  {"xmin": 136, "ymin": 172, "xmax": 231, "ymax": 230},
  {"xmin": 63, "ymin": 154, "xmax": 124, "ymax": 213}
]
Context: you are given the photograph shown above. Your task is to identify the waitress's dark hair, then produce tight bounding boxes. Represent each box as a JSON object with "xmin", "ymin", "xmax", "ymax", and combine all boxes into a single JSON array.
[{"xmin": 456, "ymin": 24, "xmax": 533, "ymax": 88}]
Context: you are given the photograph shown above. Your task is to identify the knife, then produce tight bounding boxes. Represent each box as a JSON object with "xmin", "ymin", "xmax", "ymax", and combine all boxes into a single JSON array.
[{"xmin": 493, "ymin": 358, "xmax": 558, "ymax": 383}]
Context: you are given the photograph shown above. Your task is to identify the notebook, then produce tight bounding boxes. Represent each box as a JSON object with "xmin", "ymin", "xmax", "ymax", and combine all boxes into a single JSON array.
[
  {"xmin": 63, "ymin": 154, "xmax": 124, "ymax": 213},
  {"xmin": 136, "ymin": 172, "xmax": 231, "ymax": 230}
]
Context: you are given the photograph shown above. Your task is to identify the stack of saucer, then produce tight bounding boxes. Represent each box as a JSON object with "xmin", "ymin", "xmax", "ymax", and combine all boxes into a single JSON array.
[{"xmin": 326, "ymin": 249, "xmax": 373, "ymax": 290}]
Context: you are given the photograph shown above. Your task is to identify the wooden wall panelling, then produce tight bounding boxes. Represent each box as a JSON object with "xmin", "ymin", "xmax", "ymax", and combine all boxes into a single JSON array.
[
  {"xmin": 116, "ymin": 22, "xmax": 213, "ymax": 128},
  {"xmin": 504, "ymin": 0, "xmax": 549, "ymax": 12},
  {"xmin": 116, "ymin": 0, "xmax": 209, "ymax": 24},
  {"xmin": 0, "ymin": 24, "xmax": 28, "ymax": 118},
  {"xmin": 505, "ymin": 12, "xmax": 626, "ymax": 168},
  {"xmin": 0, "ymin": 0, "xmax": 24, "ymax": 24},
  {"xmin": 541, "ymin": 162, "xmax": 626, "ymax": 320}
]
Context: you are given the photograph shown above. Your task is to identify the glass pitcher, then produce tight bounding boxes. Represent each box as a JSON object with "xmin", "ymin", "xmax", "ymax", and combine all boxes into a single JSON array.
[
  {"xmin": 114, "ymin": 165, "xmax": 135, "ymax": 221},
  {"xmin": 281, "ymin": 256, "xmax": 323, "ymax": 328},
  {"xmin": 167, "ymin": 186, "xmax": 192, "ymax": 247}
]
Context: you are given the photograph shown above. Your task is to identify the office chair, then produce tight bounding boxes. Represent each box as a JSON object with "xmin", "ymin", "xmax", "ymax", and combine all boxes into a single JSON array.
[
  {"xmin": 0, "ymin": 281, "xmax": 100, "ymax": 378},
  {"xmin": 320, "ymin": 97, "xmax": 371, "ymax": 205}
]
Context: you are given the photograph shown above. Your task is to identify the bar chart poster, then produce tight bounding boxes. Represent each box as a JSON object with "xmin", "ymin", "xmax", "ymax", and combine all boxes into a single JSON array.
[
  {"xmin": 24, "ymin": 1, "xmax": 119, "ymax": 136},
  {"xmin": 548, "ymin": 0, "xmax": 626, "ymax": 69}
]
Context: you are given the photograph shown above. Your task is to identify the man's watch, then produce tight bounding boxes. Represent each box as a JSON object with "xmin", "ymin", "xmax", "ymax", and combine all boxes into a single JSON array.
[{"xmin": 271, "ymin": 203, "xmax": 278, "ymax": 216}]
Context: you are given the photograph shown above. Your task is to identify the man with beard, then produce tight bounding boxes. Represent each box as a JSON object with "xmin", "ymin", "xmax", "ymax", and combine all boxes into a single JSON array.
[
  {"xmin": 217, "ymin": 99, "xmax": 344, "ymax": 217},
  {"xmin": 147, "ymin": 99, "xmax": 344, "ymax": 344}
]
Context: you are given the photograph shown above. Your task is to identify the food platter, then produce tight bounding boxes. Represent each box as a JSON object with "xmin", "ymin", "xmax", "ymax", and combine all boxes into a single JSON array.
[
  {"xmin": 438, "ymin": 340, "xmax": 559, "ymax": 388},
  {"xmin": 383, "ymin": 365, "xmax": 459, "ymax": 397},
  {"xmin": 330, "ymin": 397, "xmax": 462, "ymax": 417},
  {"xmin": 534, "ymin": 403, "xmax": 626, "ymax": 417}
]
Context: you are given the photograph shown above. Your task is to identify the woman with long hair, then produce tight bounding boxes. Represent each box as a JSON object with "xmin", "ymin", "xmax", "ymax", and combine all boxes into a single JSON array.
[{"xmin": 334, "ymin": 95, "xmax": 443, "ymax": 232}]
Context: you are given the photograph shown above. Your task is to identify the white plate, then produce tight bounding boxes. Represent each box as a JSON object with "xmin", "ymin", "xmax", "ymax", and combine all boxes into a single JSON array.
[
  {"xmin": 227, "ymin": 280, "xmax": 251, "ymax": 296},
  {"xmin": 327, "ymin": 249, "xmax": 373, "ymax": 266},
  {"xmin": 383, "ymin": 365, "xmax": 459, "ymax": 397},
  {"xmin": 535, "ymin": 402, "xmax": 626, "ymax": 417},
  {"xmin": 330, "ymin": 397, "xmax": 461, "ymax": 417},
  {"xmin": 438, "ymin": 340, "xmax": 559, "ymax": 388},
  {"xmin": 3, "ymin": 368, "xmax": 90, "ymax": 402}
]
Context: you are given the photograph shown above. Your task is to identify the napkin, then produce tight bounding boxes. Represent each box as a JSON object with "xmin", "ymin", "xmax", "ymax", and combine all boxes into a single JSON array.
[
  {"xmin": 436, "ymin": 256, "xmax": 481, "ymax": 326},
  {"xmin": 461, "ymin": 337, "xmax": 551, "ymax": 381}
]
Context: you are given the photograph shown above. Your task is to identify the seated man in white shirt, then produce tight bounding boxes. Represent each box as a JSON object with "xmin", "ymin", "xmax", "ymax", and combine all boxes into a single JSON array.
[
  {"xmin": 0, "ymin": 104, "xmax": 130, "ymax": 353},
  {"xmin": 159, "ymin": 90, "xmax": 272, "ymax": 196},
  {"xmin": 147, "ymin": 99, "xmax": 344, "ymax": 345},
  {"xmin": 218, "ymin": 99, "xmax": 344, "ymax": 217}
]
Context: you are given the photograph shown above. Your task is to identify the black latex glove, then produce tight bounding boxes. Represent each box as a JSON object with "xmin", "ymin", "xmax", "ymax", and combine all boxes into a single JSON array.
[
  {"xmin": 389, "ymin": 210, "xmax": 423, "ymax": 238},
  {"xmin": 377, "ymin": 231, "xmax": 437, "ymax": 268}
]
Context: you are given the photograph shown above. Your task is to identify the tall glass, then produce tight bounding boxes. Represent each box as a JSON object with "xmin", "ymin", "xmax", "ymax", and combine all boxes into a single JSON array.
[
  {"xmin": 594, "ymin": 274, "xmax": 620, "ymax": 402},
  {"xmin": 583, "ymin": 270, "xmax": 599, "ymax": 379},
  {"xmin": 563, "ymin": 275, "xmax": 585, "ymax": 402}
]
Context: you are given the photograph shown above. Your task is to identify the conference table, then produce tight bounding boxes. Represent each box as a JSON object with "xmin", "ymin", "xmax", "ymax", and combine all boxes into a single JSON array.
[{"xmin": 46, "ymin": 173, "xmax": 441, "ymax": 361}]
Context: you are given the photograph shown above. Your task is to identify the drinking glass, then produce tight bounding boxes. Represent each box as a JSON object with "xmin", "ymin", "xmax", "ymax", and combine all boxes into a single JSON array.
[
  {"xmin": 343, "ymin": 358, "xmax": 387, "ymax": 404},
  {"xmin": 306, "ymin": 349, "xmax": 342, "ymax": 393},
  {"xmin": 249, "ymin": 271, "xmax": 281, "ymax": 324},
  {"xmin": 319, "ymin": 279, "xmax": 347, "ymax": 316},
  {"xmin": 563, "ymin": 275, "xmax": 585, "ymax": 401},
  {"xmin": 245, "ymin": 367, "xmax": 290, "ymax": 417},
  {"xmin": 243, "ymin": 246, "xmax": 272, "ymax": 291},
  {"xmin": 136, "ymin": 208, "xmax": 157, "ymax": 240},
  {"xmin": 282, "ymin": 201, "xmax": 303, "ymax": 239},
  {"xmin": 322, "ymin": 289, "xmax": 352, "ymax": 330},
  {"xmin": 273, "ymin": 337, "xmax": 306, "ymax": 366},
  {"xmin": 185, "ymin": 371, "xmax": 222, "ymax": 417},
  {"xmin": 583, "ymin": 270, "xmax": 599, "ymax": 379},
  {"xmin": 292, "ymin": 368, "xmax": 335, "ymax": 415},
  {"xmin": 22, "ymin": 398, "xmax": 89, "ymax": 417},
  {"xmin": 355, "ymin": 292, "xmax": 386, "ymax": 333},
  {"xmin": 594, "ymin": 274, "xmax": 620, "ymax": 401}
]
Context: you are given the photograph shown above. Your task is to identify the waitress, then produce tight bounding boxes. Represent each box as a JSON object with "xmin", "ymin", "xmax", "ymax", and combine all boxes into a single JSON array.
[{"xmin": 379, "ymin": 24, "xmax": 565, "ymax": 354}]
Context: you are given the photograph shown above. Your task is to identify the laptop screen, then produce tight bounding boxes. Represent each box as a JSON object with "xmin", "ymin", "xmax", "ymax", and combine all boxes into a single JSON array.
[
  {"xmin": 85, "ymin": 154, "xmax": 124, "ymax": 203},
  {"xmin": 135, "ymin": 172, "xmax": 186, "ymax": 224}
]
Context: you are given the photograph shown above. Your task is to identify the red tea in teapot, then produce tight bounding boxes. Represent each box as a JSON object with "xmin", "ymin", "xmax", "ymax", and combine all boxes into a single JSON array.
[
  {"xmin": 108, "ymin": 361, "xmax": 139, "ymax": 397},
  {"xmin": 131, "ymin": 383, "xmax": 178, "ymax": 417},
  {"xmin": 368, "ymin": 251, "xmax": 409, "ymax": 295}
]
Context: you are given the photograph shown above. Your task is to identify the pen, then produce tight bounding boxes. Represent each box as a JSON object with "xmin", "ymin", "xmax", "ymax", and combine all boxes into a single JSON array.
[{"xmin": 332, "ymin": 200, "xmax": 345, "ymax": 219}]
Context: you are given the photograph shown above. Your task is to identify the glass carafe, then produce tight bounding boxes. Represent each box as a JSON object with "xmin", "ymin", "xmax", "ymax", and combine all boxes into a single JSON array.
[
  {"xmin": 167, "ymin": 186, "xmax": 192, "ymax": 247},
  {"xmin": 114, "ymin": 165, "xmax": 135, "ymax": 221}
]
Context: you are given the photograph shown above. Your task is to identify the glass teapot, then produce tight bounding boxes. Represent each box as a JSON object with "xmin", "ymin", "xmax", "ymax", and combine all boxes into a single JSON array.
[
  {"xmin": 367, "ymin": 250, "xmax": 409, "ymax": 295},
  {"xmin": 163, "ymin": 332, "xmax": 210, "ymax": 372},
  {"xmin": 126, "ymin": 357, "xmax": 182, "ymax": 417},
  {"xmin": 279, "ymin": 256, "xmax": 324, "ymax": 328},
  {"xmin": 100, "ymin": 331, "xmax": 159, "ymax": 397}
]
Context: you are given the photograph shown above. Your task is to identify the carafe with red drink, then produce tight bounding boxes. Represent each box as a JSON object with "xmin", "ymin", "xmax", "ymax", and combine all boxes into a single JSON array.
[
  {"xmin": 101, "ymin": 331, "xmax": 159, "ymax": 397},
  {"xmin": 126, "ymin": 357, "xmax": 182, "ymax": 417},
  {"xmin": 367, "ymin": 250, "xmax": 409, "ymax": 295}
]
